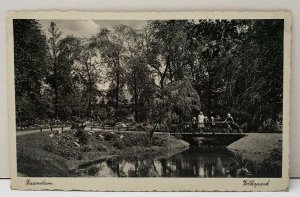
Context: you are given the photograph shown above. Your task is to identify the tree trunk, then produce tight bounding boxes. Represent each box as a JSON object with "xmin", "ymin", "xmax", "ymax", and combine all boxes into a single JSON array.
[
  {"xmin": 49, "ymin": 28, "xmax": 59, "ymax": 120},
  {"xmin": 160, "ymin": 54, "xmax": 171, "ymax": 89},
  {"xmin": 149, "ymin": 111, "xmax": 163, "ymax": 137},
  {"xmin": 116, "ymin": 73, "xmax": 119, "ymax": 109},
  {"xmin": 53, "ymin": 62, "xmax": 58, "ymax": 119},
  {"xmin": 87, "ymin": 84, "xmax": 92, "ymax": 118},
  {"xmin": 86, "ymin": 62, "xmax": 92, "ymax": 118},
  {"xmin": 134, "ymin": 72, "xmax": 139, "ymax": 122},
  {"xmin": 207, "ymin": 63, "xmax": 213, "ymax": 113},
  {"xmin": 115, "ymin": 70, "xmax": 120, "ymax": 121}
]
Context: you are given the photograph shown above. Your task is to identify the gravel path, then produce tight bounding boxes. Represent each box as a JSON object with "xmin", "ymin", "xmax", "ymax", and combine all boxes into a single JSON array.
[{"xmin": 16, "ymin": 127, "xmax": 71, "ymax": 136}]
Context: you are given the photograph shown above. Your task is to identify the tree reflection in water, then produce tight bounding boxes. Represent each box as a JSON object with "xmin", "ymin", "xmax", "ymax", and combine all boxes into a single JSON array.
[{"xmin": 81, "ymin": 147, "xmax": 281, "ymax": 178}]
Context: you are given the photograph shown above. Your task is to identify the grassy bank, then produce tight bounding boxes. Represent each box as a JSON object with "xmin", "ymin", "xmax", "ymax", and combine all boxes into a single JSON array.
[
  {"xmin": 227, "ymin": 133, "xmax": 282, "ymax": 153},
  {"xmin": 17, "ymin": 132, "xmax": 69, "ymax": 177},
  {"xmin": 227, "ymin": 133, "xmax": 282, "ymax": 177},
  {"xmin": 17, "ymin": 130, "xmax": 189, "ymax": 177}
]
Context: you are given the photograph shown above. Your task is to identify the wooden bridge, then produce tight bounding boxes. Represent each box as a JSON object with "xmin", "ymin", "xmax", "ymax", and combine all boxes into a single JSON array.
[{"xmin": 170, "ymin": 132, "xmax": 247, "ymax": 146}]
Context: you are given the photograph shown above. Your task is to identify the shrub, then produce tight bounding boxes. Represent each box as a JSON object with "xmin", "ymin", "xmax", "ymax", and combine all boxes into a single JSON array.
[
  {"xmin": 44, "ymin": 142, "xmax": 82, "ymax": 160},
  {"xmin": 81, "ymin": 145, "xmax": 92, "ymax": 152},
  {"xmin": 103, "ymin": 132, "xmax": 116, "ymax": 141},
  {"xmin": 75, "ymin": 129, "xmax": 89, "ymax": 144},
  {"xmin": 111, "ymin": 133, "xmax": 167, "ymax": 149},
  {"xmin": 113, "ymin": 138, "xmax": 126, "ymax": 149},
  {"xmin": 97, "ymin": 144, "xmax": 107, "ymax": 152}
]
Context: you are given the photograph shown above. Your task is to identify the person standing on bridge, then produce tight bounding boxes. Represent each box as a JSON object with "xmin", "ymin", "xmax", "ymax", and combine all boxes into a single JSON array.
[
  {"xmin": 192, "ymin": 117, "xmax": 197, "ymax": 129},
  {"xmin": 210, "ymin": 116, "xmax": 216, "ymax": 130},
  {"xmin": 204, "ymin": 116, "xmax": 210, "ymax": 127},
  {"xmin": 198, "ymin": 111, "xmax": 205, "ymax": 133},
  {"xmin": 224, "ymin": 113, "xmax": 241, "ymax": 132}
]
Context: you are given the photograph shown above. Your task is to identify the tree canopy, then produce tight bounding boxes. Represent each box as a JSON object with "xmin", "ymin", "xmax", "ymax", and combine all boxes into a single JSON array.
[{"xmin": 14, "ymin": 19, "xmax": 284, "ymax": 131}]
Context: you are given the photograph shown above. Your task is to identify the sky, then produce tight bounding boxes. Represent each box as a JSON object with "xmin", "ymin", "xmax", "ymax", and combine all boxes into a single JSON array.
[{"xmin": 39, "ymin": 19, "xmax": 147, "ymax": 38}]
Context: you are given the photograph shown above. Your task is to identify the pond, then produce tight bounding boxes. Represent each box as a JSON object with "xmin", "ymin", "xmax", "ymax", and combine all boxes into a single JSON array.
[{"xmin": 72, "ymin": 145, "xmax": 282, "ymax": 178}]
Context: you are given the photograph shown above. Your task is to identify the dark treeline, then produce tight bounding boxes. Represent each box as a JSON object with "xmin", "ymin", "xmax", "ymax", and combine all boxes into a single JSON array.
[{"xmin": 13, "ymin": 19, "xmax": 283, "ymax": 131}]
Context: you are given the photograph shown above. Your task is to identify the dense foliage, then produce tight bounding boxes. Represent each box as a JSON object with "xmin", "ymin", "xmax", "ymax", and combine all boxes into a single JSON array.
[
  {"xmin": 14, "ymin": 20, "xmax": 50, "ymax": 121},
  {"xmin": 14, "ymin": 19, "xmax": 283, "ymax": 131}
]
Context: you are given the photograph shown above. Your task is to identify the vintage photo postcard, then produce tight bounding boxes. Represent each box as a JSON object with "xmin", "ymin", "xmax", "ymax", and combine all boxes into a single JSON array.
[{"xmin": 7, "ymin": 11, "xmax": 291, "ymax": 191}]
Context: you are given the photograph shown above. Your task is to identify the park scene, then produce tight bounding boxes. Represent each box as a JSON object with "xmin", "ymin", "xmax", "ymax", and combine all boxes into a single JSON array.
[{"xmin": 14, "ymin": 19, "xmax": 283, "ymax": 178}]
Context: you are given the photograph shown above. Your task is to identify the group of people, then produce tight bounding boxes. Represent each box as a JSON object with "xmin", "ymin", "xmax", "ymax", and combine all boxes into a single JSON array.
[
  {"xmin": 192, "ymin": 112, "xmax": 240, "ymax": 132},
  {"xmin": 192, "ymin": 112, "xmax": 213, "ymax": 129}
]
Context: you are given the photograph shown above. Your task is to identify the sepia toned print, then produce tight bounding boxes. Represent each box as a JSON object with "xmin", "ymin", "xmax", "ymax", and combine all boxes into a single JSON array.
[{"xmin": 7, "ymin": 11, "xmax": 291, "ymax": 191}]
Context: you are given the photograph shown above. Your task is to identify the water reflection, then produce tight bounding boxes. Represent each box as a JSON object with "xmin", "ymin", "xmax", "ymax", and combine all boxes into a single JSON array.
[{"xmin": 73, "ymin": 147, "xmax": 281, "ymax": 178}]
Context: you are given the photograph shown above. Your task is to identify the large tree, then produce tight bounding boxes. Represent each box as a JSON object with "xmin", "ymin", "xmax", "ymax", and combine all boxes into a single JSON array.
[
  {"xmin": 92, "ymin": 26, "xmax": 128, "ymax": 120},
  {"xmin": 55, "ymin": 35, "xmax": 82, "ymax": 119},
  {"xmin": 146, "ymin": 20, "xmax": 192, "ymax": 88},
  {"xmin": 145, "ymin": 20, "xmax": 201, "ymax": 123},
  {"xmin": 47, "ymin": 22, "xmax": 62, "ymax": 119},
  {"xmin": 122, "ymin": 26, "xmax": 157, "ymax": 122},
  {"xmin": 72, "ymin": 39, "xmax": 103, "ymax": 119},
  {"xmin": 187, "ymin": 19, "xmax": 242, "ymax": 115},
  {"xmin": 13, "ymin": 19, "xmax": 50, "ymax": 122},
  {"xmin": 229, "ymin": 20, "xmax": 284, "ymax": 129}
]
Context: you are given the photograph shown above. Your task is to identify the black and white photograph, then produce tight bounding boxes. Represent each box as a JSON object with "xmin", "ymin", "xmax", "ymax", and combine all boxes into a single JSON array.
[{"xmin": 7, "ymin": 11, "xmax": 290, "ymax": 191}]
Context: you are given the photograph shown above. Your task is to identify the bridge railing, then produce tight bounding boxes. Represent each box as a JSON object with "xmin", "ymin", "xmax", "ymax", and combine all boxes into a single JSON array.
[{"xmin": 170, "ymin": 121, "xmax": 240, "ymax": 134}]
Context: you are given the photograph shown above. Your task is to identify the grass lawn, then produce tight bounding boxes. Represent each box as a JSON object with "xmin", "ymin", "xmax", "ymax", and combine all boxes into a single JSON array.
[{"xmin": 17, "ymin": 132, "xmax": 70, "ymax": 177}]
